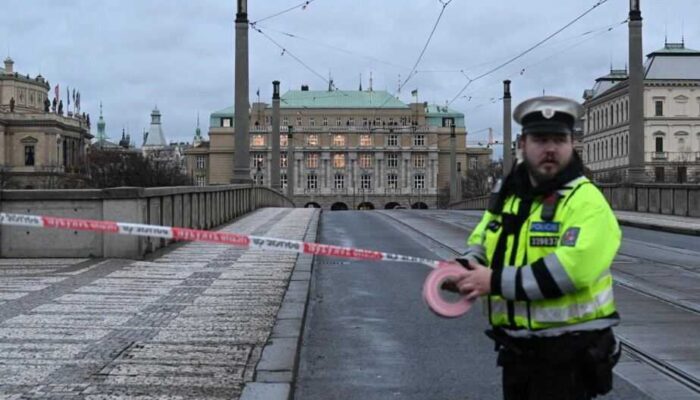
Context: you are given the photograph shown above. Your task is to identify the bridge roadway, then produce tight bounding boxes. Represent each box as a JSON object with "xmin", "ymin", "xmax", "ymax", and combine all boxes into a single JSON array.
[
  {"xmin": 295, "ymin": 210, "xmax": 700, "ymax": 400},
  {"xmin": 0, "ymin": 207, "xmax": 697, "ymax": 399}
]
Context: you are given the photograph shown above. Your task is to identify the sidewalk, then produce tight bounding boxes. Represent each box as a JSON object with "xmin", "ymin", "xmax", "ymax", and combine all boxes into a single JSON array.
[
  {"xmin": 0, "ymin": 207, "xmax": 318, "ymax": 400},
  {"xmin": 615, "ymin": 210, "xmax": 700, "ymax": 235}
]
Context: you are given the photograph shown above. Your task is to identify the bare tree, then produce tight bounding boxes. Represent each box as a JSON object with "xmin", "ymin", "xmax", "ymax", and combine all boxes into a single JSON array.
[
  {"xmin": 87, "ymin": 149, "xmax": 192, "ymax": 188},
  {"xmin": 462, "ymin": 161, "xmax": 502, "ymax": 198}
]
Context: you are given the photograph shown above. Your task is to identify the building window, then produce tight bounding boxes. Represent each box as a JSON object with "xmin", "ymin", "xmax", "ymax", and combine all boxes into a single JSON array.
[
  {"xmin": 221, "ymin": 117, "xmax": 232, "ymax": 127},
  {"xmin": 360, "ymin": 134, "xmax": 372, "ymax": 146},
  {"xmin": 296, "ymin": 117, "xmax": 302, "ymax": 126},
  {"xmin": 655, "ymin": 137, "xmax": 664, "ymax": 153},
  {"xmin": 655, "ymin": 100, "xmax": 664, "ymax": 117},
  {"xmin": 333, "ymin": 153, "xmax": 346, "ymax": 168},
  {"xmin": 413, "ymin": 134, "xmax": 425, "ymax": 147},
  {"xmin": 336, "ymin": 117, "xmax": 342, "ymax": 126},
  {"xmin": 252, "ymin": 153, "xmax": 265, "ymax": 168},
  {"xmin": 360, "ymin": 174, "xmax": 372, "ymax": 189},
  {"xmin": 413, "ymin": 153, "xmax": 426, "ymax": 168},
  {"xmin": 387, "ymin": 153, "xmax": 398, "ymax": 168},
  {"xmin": 374, "ymin": 117, "xmax": 381, "ymax": 126},
  {"xmin": 283, "ymin": 117, "xmax": 288, "ymax": 126},
  {"xmin": 334, "ymin": 173, "xmax": 345, "ymax": 189},
  {"xmin": 280, "ymin": 134, "xmax": 288, "ymax": 147},
  {"xmin": 413, "ymin": 174, "xmax": 425, "ymax": 189},
  {"xmin": 309, "ymin": 117, "xmax": 315, "ymax": 126},
  {"xmin": 363, "ymin": 117, "xmax": 368, "ymax": 126},
  {"xmin": 281, "ymin": 173, "xmax": 287, "ymax": 189},
  {"xmin": 196, "ymin": 156, "xmax": 206, "ymax": 169},
  {"xmin": 469, "ymin": 157, "xmax": 478, "ymax": 169},
  {"xmin": 387, "ymin": 173, "xmax": 398, "ymax": 188},
  {"xmin": 252, "ymin": 134, "xmax": 265, "ymax": 147},
  {"xmin": 306, "ymin": 153, "xmax": 319, "ymax": 169},
  {"xmin": 387, "ymin": 134, "xmax": 398, "ymax": 147},
  {"xmin": 442, "ymin": 117, "xmax": 454, "ymax": 127},
  {"xmin": 323, "ymin": 117, "xmax": 328, "ymax": 126},
  {"xmin": 349, "ymin": 118, "xmax": 355, "ymax": 126},
  {"xmin": 195, "ymin": 176, "xmax": 207, "ymax": 186},
  {"xmin": 457, "ymin": 161, "xmax": 461, "ymax": 172},
  {"xmin": 333, "ymin": 134, "xmax": 345, "ymax": 147},
  {"xmin": 307, "ymin": 173, "xmax": 318, "ymax": 189},
  {"xmin": 359, "ymin": 153, "xmax": 372, "ymax": 168},
  {"xmin": 24, "ymin": 146, "xmax": 35, "ymax": 166},
  {"xmin": 307, "ymin": 134, "xmax": 319, "ymax": 146},
  {"xmin": 255, "ymin": 173, "xmax": 264, "ymax": 186},
  {"xmin": 281, "ymin": 153, "xmax": 288, "ymax": 168}
]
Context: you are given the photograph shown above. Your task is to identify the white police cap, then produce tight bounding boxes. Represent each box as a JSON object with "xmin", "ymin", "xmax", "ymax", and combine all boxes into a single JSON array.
[{"xmin": 513, "ymin": 96, "xmax": 584, "ymax": 135}]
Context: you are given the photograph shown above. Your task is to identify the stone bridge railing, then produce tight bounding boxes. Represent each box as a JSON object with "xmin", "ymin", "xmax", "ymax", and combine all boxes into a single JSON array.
[
  {"xmin": 0, "ymin": 185, "xmax": 294, "ymax": 258},
  {"xmin": 448, "ymin": 183, "xmax": 700, "ymax": 218}
]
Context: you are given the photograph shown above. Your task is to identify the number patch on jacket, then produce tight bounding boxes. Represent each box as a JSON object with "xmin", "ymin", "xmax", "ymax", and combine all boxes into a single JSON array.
[{"xmin": 530, "ymin": 236, "xmax": 559, "ymax": 247}]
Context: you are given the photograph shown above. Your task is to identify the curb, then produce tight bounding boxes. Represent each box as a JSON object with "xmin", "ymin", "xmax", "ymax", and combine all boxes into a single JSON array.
[
  {"xmin": 240, "ymin": 209, "xmax": 320, "ymax": 400},
  {"xmin": 617, "ymin": 218, "xmax": 700, "ymax": 236}
]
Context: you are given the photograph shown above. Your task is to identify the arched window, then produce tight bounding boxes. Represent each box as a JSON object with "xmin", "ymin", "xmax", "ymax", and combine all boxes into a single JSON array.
[{"xmin": 616, "ymin": 136, "xmax": 620, "ymax": 156}]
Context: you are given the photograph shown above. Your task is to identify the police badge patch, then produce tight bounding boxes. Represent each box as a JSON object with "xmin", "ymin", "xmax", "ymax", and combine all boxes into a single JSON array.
[{"xmin": 561, "ymin": 227, "xmax": 580, "ymax": 247}]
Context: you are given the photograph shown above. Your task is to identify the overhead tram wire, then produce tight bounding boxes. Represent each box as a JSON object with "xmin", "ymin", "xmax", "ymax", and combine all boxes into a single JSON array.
[
  {"xmin": 453, "ymin": 17, "xmax": 627, "ymax": 108},
  {"xmin": 251, "ymin": 0, "xmax": 317, "ymax": 25},
  {"xmin": 251, "ymin": 24, "xmax": 411, "ymax": 72},
  {"xmin": 448, "ymin": 0, "xmax": 611, "ymax": 106}
]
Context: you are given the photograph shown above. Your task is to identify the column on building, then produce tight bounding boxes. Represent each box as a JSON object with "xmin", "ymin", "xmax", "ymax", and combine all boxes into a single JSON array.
[
  {"xmin": 376, "ymin": 152, "xmax": 384, "ymax": 193},
  {"xmin": 402, "ymin": 151, "xmax": 411, "ymax": 193},
  {"xmin": 322, "ymin": 152, "xmax": 330, "ymax": 191},
  {"xmin": 349, "ymin": 152, "xmax": 357, "ymax": 190},
  {"xmin": 429, "ymin": 153, "xmax": 438, "ymax": 190}
]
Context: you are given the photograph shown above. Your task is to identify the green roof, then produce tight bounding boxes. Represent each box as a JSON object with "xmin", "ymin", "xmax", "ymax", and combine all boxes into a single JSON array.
[
  {"xmin": 280, "ymin": 90, "xmax": 408, "ymax": 109},
  {"xmin": 211, "ymin": 106, "xmax": 234, "ymax": 117},
  {"xmin": 648, "ymin": 42, "xmax": 700, "ymax": 56}
]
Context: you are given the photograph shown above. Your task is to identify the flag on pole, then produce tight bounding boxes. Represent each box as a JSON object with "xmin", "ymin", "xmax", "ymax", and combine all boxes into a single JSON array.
[
  {"xmin": 72, "ymin": 89, "xmax": 76, "ymax": 105},
  {"xmin": 411, "ymin": 89, "xmax": 418, "ymax": 97}
]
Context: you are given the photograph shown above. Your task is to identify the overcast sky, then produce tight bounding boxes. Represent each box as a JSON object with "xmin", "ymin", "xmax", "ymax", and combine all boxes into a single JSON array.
[{"xmin": 2, "ymin": 0, "xmax": 699, "ymax": 155}]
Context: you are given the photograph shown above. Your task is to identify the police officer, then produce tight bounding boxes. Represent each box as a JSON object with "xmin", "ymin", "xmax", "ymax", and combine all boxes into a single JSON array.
[{"xmin": 448, "ymin": 96, "xmax": 622, "ymax": 400}]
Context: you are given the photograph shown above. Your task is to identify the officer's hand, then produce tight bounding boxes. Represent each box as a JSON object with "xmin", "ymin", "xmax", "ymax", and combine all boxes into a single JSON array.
[
  {"xmin": 436, "ymin": 259, "xmax": 472, "ymax": 293},
  {"xmin": 456, "ymin": 260, "xmax": 492, "ymax": 300}
]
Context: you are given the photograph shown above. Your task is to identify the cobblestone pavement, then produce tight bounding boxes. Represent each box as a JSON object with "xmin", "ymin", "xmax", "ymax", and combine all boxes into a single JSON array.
[{"xmin": 0, "ymin": 207, "xmax": 316, "ymax": 400}]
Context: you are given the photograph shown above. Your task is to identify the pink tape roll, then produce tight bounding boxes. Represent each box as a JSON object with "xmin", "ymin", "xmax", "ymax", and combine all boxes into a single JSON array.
[{"xmin": 423, "ymin": 264, "xmax": 474, "ymax": 318}]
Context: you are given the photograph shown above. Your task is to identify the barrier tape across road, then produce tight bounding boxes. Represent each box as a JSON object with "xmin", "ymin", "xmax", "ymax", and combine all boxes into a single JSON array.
[{"xmin": 0, "ymin": 212, "xmax": 475, "ymax": 317}]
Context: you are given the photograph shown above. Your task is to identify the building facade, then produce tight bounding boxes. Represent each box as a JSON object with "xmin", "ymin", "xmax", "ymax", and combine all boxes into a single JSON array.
[
  {"xmin": 186, "ymin": 87, "xmax": 485, "ymax": 209},
  {"xmin": 582, "ymin": 42, "xmax": 700, "ymax": 183},
  {"xmin": 0, "ymin": 57, "xmax": 92, "ymax": 188}
]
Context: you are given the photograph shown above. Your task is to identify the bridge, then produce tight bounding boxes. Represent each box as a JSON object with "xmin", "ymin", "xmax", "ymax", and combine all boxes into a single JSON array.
[{"xmin": 0, "ymin": 184, "xmax": 698, "ymax": 399}]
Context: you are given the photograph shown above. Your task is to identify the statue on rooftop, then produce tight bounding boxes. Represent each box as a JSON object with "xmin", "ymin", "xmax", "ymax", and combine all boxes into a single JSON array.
[{"xmin": 9, "ymin": 97, "xmax": 15, "ymax": 113}]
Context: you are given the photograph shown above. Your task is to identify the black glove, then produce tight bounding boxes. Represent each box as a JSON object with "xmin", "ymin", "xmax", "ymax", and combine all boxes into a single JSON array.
[{"xmin": 439, "ymin": 258, "xmax": 471, "ymax": 293}]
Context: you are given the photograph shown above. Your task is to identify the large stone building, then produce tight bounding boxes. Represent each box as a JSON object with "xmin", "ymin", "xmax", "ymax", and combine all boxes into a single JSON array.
[
  {"xmin": 187, "ymin": 86, "xmax": 489, "ymax": 209},
  {"xmin": 0, "ymin": 57, "xmax": 92, "ymax": 188},
  {"xmin": 582, "ymin": 42, "xmax": 700, "ymax": 183}
]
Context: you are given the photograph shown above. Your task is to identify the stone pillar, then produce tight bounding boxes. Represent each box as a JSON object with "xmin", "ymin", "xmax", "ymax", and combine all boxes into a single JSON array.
[
  {"xmin": 232, "ymin": 0, "xmax": 252, "ymax": 183},
  {"xmin": 271, "ymin": 80, "xmax": 281, "ymax": 190},
  {"xmin": 503, "ymin": 80, "xmax": 513, "ymax": 173},
  {"xmin": 628, "ymin": 0, "xmax": 646, "ymax": 182},
  {"xmin": 286, "ymin": 126, "xmax": 295, "ymax": 198},
  {"xmin": 450, "ymin": 125, "xmax": 459, "ymax": 202}
]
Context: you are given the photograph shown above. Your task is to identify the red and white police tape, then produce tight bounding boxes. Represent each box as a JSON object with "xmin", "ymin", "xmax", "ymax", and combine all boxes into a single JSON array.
[{"xmin": 0, "ymin": 212, "xmax": 473, "ymax": 317}]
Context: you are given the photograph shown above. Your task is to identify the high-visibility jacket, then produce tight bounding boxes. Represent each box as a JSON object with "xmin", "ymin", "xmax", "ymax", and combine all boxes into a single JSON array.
[{"xmin": 465, "ymin": 176, "xmax": 621, "ymax": 333}]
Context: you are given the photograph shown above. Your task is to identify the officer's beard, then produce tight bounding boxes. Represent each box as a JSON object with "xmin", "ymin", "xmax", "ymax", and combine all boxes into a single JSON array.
[{"xmin": 518, "ymin": 152, "xmax": 584, "ymax": 196}]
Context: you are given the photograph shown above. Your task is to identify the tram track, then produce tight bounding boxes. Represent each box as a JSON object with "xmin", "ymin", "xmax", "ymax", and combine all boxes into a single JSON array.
[{"xmin": 377, "ymin": 210, "xmax": 700, "ymax": 395}]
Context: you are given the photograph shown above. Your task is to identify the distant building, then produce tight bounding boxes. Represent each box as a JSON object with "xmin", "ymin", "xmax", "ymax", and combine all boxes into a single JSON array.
[
  {"xmin": 141, "ymin": 107, "xmax": 189, "ymax": 175},
  {"xmin": 186, "ymin": 85, "xmax": 492, "ymax": 209},
  {"xmin": 0, "ymin": 57, "xmax": 92, "ymax": 188},
  {"xmin": 186, "ymin": 115, "xmax": 209, "ymax": 186},
  {"xmin": 91, "ymin": 103, "xmax": 136, "ymax": 152},
  {"xmin": 582, "ymin": 41, "xmax": 700, "ymax": 183}
]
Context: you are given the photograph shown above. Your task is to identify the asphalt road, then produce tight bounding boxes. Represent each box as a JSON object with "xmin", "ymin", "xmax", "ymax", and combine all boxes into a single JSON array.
[{"xmin": 294, "ymin": 210, "xmax": 653, "ymax": 400}]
